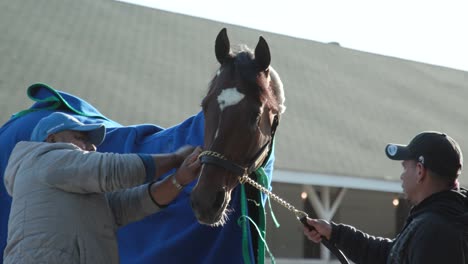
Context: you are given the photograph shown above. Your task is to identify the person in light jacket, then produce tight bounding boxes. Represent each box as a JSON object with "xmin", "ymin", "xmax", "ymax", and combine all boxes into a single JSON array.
[{"xmin": 3, "ymin": 112, "xmax": 202, "ymax": 264}]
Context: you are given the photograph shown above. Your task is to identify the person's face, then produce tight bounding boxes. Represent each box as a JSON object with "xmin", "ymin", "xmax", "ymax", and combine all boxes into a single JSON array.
[
  {"xmin": 400, "ymin": 159, "xmax": 419, "ymax": 204},
  {"xmin": 48, "ymin": 130, "xmax": 97, "ymax": 151}
]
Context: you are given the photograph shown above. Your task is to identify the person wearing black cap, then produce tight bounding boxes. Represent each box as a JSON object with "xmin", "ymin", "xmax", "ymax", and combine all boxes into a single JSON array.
[
  {"xmin": 303, "ymin": 131, "xmax": 468, "ymax": 264},
  {"xmin": 3, "ymin": 112, "xmax": 202, "ymax": 264}
]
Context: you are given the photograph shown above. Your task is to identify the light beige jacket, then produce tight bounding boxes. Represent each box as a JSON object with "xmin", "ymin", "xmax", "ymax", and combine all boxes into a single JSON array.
[{"xmin": 3, "ymin": 141, "xmax": 160, "ymax": 264}]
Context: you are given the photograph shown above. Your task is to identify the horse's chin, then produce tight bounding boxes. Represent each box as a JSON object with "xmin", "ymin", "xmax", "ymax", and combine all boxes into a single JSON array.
[{"xmin": 195, "ymin": 202, "xmax": 232, "ymax": 227}]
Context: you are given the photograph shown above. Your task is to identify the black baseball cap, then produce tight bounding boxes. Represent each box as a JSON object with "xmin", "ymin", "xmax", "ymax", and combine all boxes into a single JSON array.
[{"xmin": 385, "ymin": 131, "xmax": 463, "ymax": 180}]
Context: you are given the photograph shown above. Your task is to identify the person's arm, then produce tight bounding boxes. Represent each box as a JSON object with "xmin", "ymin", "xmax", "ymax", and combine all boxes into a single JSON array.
[
  {"xmin": 149, "ymin": 147, "xmax": 201, "ymax": 206},
  {"xmin": 105, "ymin": 147, "xmax": 202, "ymax": 227},
  {"xmin": 40, "ymin": 143, "xmax": 198, "ymax": 194},
  {"xmin": 331, "ymin": 222, "xmax": 393, "ymax": 264},
  {"xmin": 304, "ymin": 218, "xmax": 392, "ymax": 264},
  {"xmin": 38, "ymin": 144, "xmax": 148, "ymax": 193}
]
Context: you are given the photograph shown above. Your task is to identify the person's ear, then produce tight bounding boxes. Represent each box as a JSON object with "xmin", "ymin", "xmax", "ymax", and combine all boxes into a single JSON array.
[{"xmin": 416, "ymin": 162, "xmax": 426, "ymax": 183}]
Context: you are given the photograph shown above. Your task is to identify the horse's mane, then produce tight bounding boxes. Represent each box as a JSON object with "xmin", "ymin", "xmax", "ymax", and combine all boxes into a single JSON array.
[{"xmin": 269, "ymin": 66, "xmax": 286, "ymax": 114}]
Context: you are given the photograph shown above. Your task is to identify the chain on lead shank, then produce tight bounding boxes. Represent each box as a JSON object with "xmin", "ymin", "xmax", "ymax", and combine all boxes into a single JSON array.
[
  {"xmin": 239, "ymin": 174, "xmax": 349, "ymax": 264},
  {"xmin": 238, "ymin": 175, "xmax": 307, "ymax": 219}
]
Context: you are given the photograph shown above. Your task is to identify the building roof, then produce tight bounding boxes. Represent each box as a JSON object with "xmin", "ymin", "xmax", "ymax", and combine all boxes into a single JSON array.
[{"xmin": 1, "ymin": 0, "xmax": 467, "ymax": 187}]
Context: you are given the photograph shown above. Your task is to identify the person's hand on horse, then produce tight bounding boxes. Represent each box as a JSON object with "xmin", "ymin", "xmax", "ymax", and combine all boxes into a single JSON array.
[
  {"xmin": 303, "ymin": 218, "xmax": 332, "ymax": 243},
  {"xmin": 173, "ymin": 145, "xmax": 199, "ymax": 167},
  {"xmin": 173, "ymin": 146, "xmax": 202, "ymax": 186}
]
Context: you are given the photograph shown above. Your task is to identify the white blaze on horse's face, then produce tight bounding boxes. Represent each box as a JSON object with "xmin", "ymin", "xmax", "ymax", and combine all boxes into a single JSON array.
[
  {"xmin": 217, "ymin": 88, "xmax": 245, "ymax": 111},
  {"xmin": 214, "ymin": 88, "xmax": 245, "ymax": 139}
]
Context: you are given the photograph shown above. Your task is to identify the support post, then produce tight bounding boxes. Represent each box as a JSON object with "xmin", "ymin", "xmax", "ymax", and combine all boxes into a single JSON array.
[{"xmin": 304, "ymin": 185, "xmax": 347, "ymax": 261}]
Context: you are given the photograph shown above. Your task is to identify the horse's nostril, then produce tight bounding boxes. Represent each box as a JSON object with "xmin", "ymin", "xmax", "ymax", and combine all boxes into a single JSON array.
[{"xmin": 213, "ymin": 191, "xmax": 225, "ymax": 209}]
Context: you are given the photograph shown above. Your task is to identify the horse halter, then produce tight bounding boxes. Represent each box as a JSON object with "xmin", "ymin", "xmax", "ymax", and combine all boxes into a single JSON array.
[{"xmin": 198, "ymin": 115, "xmax": 279, "ymax": 177}]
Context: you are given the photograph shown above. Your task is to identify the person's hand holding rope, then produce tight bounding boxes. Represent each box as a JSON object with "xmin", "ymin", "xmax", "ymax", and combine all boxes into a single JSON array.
[{"xmin": 303, "ymin": 218, "xmax": 332, "ymax": 242}]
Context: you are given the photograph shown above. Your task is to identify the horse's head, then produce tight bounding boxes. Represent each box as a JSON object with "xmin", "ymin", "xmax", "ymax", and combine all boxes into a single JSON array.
[{"xmin": 191, "ymin": 28, "xmax": 285, "ymax": 226}]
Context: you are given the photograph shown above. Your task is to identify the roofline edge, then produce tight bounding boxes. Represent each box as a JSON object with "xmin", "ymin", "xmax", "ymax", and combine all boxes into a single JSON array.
[{"xmin": 273, "ymin": 169, "xmax": 402, "ymax": 193}]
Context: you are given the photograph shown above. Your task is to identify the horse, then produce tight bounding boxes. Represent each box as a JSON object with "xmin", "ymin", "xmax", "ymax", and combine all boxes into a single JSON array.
[
  {"xmin": 191, "ymin": 28, "xmax": 285, "ymax": 228},
  {"xmin": 190, "ymin": 29, "xmax": 350, "ymax": 264}
]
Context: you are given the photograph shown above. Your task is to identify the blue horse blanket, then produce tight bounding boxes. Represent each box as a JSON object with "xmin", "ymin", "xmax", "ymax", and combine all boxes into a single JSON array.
[{"xmin": 0, "ymin": 83, "xmax": 274, "ymax": 263}]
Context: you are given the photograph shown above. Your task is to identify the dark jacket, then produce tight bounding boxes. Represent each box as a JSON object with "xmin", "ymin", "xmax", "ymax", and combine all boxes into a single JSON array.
[{"xmin": 329, "ymin": 188, "xmax": 468, "ymax": 264}]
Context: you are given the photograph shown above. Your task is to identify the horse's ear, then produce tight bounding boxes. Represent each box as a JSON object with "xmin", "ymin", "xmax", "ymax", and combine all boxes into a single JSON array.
[
  {"xmin": 255, "ymin": 36, "xmax": 271, "ymax": 71},
  {"xmin": 215, "ymin": 28, "xmax": 231, "ymax": 64}
]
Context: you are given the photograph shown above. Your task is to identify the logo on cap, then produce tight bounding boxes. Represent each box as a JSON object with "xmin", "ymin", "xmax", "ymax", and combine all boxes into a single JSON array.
[
  {"xmin": 386, "ymin": 145, "xmax": 398, "ymax": 156},
  {"xmin": 418, "ymin": 155, "xmax": 425, "ymax": 165}
]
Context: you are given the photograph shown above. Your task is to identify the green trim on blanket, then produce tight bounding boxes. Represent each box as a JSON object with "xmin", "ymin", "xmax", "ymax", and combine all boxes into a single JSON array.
[
  {"xmin": 240, "ymin": 184, "xmax": 252, "ymax": 264},
  {"xmin": 239, "ymin": 167, "xmax": 276, "ymax": 264}
]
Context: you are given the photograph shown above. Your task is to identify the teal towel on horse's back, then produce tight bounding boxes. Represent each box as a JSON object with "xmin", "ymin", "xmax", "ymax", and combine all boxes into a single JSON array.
[{"xmin": 0, "ymin": 83, "xmax": 274, "ymax": 263}]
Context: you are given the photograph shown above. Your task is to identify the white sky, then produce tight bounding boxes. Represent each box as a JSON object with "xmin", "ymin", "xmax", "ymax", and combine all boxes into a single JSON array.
[{"xmin": 120, "ymin": 0, "xmax": 468, "ymax": 72}]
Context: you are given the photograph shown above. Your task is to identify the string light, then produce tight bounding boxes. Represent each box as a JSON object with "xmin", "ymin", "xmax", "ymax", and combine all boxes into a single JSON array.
[
  {"xmin": 301, "ymin": 192, "xmax": 307, "ymax": 200},
  {"xmin": 392, "ymin": 197, "xmax": 399, "ymax": 207}
]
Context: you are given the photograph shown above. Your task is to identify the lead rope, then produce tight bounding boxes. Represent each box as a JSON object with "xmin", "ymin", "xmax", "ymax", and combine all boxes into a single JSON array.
[
  {"xmin": 239, "ymin": 173, "xmax": 307, "ymax": 220},
  {"xmin": 239, "ymin": 173, "xmax": 350, "ymax": 264}
]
